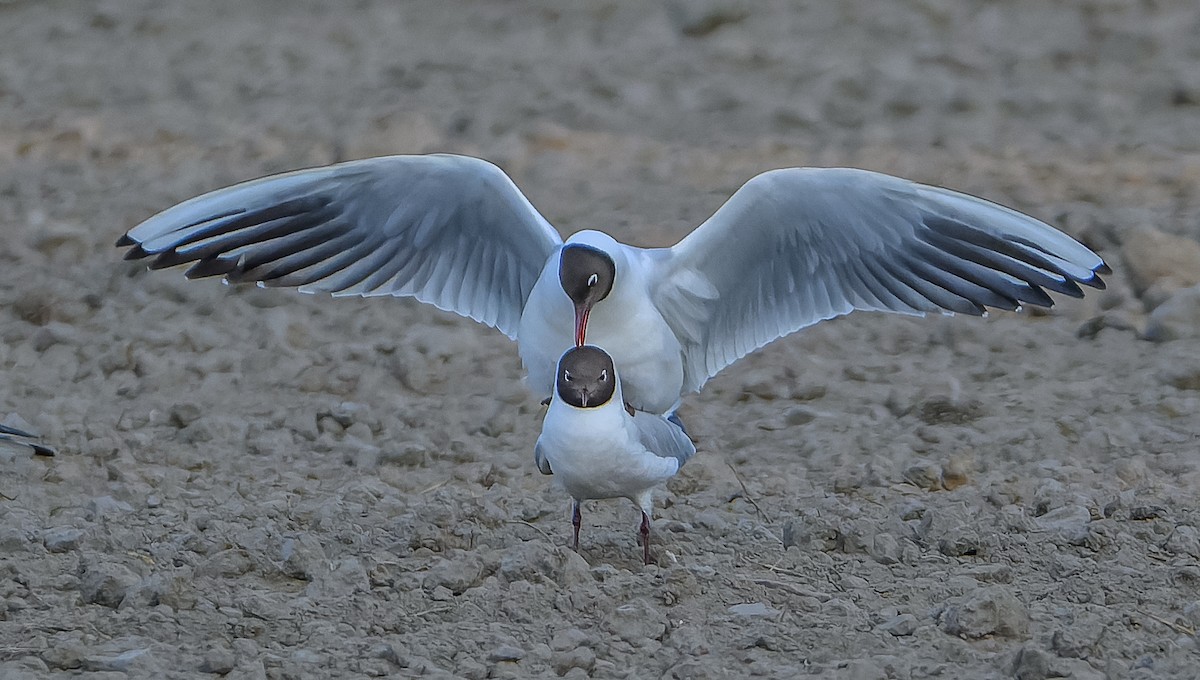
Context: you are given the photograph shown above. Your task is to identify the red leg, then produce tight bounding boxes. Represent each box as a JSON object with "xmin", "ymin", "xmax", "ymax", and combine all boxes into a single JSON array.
[
  {"xmin": 640, "ymin": 511, "xmax": 652, "ymax": 565},
  {"xmin": 571, "ymin": 500, "xmax": 582, "ymax": 551}
]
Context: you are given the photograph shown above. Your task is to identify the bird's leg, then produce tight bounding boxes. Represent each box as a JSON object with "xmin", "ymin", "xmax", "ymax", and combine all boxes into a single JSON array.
[
  {"xmin": 640, "ymin": 511, "xmax": 652, "ymax": 565},
  {"xmin": 625, "ymin": 402, "xmax": 636, "ymax": 417},
  {"xmin": 571, "ymin": 500, "xmax": 582, "ymax": 551}
]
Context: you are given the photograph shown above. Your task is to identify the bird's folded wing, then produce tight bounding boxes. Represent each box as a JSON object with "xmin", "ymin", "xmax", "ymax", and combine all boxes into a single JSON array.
[
  {"xmin": 634, "ymin": 413, "xmax": 696, "ymax": 467},
  {"xmin": 118, "ymin": 154, "xmax": 563, "ymax": 338},
  {"xmin": 653, "ymin": 167, "xmax": 1109, "ymax": 392}
]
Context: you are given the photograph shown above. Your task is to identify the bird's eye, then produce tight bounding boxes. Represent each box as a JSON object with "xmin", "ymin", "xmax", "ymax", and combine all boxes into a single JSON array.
[
  {"xmin": 587, "ymin": 273, "xmax": 598, "ymax": 287},
  {"xmin": 599, "ymin": 370, "xmax": 608, "ymax": 382},
  {"xmin": 564, "ymin": 371, "xmax": 573, "ymax": 382}
]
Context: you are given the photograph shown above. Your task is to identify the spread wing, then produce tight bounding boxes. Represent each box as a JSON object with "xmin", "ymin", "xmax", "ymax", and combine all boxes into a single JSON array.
[
  {"xmin": 654, "ymin": 167, "xmax": 1109, "ymax": 392},
  {"xmin": 118, "ymin": 154, "xmax": 563, "ymax": 338}
]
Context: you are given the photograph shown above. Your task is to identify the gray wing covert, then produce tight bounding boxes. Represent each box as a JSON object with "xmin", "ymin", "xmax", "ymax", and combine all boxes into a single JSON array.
[{"xmin": 634, "ymin": 413, "xmax": 696, "ymax": 468}]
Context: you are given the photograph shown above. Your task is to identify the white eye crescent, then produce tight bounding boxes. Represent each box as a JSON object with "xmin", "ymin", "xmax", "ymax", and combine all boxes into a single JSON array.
[
  {"xmin": 587, "ymin": 273, "xmax": 598, "ymax": 287},
  {"xmin": 599, "ymin": 370, "xmax": 608, "ymax": 382},
  {"xmin": 564, "ymin": 371, "xmax": 573, "ymax": 382}
]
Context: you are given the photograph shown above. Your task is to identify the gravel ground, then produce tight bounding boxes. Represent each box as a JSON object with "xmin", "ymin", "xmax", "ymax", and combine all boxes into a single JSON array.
[{"xmin": 2, "ymin": 1, "xmax": 1200, "ymax": 678}]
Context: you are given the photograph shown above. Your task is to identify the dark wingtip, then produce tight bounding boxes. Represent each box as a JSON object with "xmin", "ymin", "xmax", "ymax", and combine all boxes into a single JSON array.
[
  {"xmin": 114, "ymin": 233, "xmax": 135, "ymax": 248},
  {"xmin": 1095, "ymin": 261, "xmax": 1112, "ymax": 276},
  {"xmin": 122, "ymin": 244, "xmax": 148, "ymax": 261}
]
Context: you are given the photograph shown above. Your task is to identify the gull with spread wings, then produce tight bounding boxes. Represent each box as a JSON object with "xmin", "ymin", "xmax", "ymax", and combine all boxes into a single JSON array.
[{"xmin": 118, "ymin": 154, "xmax": 1108, "ymax": 415}]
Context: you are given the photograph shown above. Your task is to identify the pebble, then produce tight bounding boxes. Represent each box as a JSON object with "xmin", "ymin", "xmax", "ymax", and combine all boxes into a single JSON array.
[
  {"xmin": 86, "ymin": 496, "xmax": 134, "ymax": 520},
  {"xmin": 869, "ymin": 533, "xmax": 901, "ymax": 565},
  {"xmin": 551, "ymin": 647, "xmax": 596, "ymax": 676},
  {"xmin": 0, "ymin": 527, "xmax": 33, "ymax": 553},
  {"xmin": 422, "ymin": 553, "xmax": 485, "ymax": 594},
  {"xmin": 78, "ymin": 561, "xmax": 140, "ymax": 608},
  {"xmin": 41, "ymin": 642, "xmax": 87, "ymax": 670},
  {"xmin": 879, "ymin": 613, "xmax": 918, "ymax": 637},
  {"xmin": 1144, "ymin": 285, "xmax": 1200, "ymax": 342},
  {"xmin": 728, "ymin": 602, "xmax": 780, "ymax": 617},
  {"xmin": 43, "ymin": 527, "xmax": 84, "ymax": 553},
  {"xmin": 940, "ymin": 586, "xmax": 1029, "ymax": 639},
  {"xmin": 1036, "ymin": 505, "xmax": 1092, "ymax": 545},
  {"xmin": 605, "ymin": 599, "xmax": 667, "ymax": 645},
  {"xmin": 551, "ymin": 628, "xmax": 590, "ymax": 652},
  {"xmin": 1010, "ymin": 645, "xmax": 1054, "ymax": 680},
  {"xmin": 82, "ymin": 648, "xmax": 150, "ymax": 673},
  {"xmin": 487, "ymin": 645, "xmax": 525, "ymax": 662},
  {"xmin": 1121, "ymin": 226, "xmax": 1200, "ymax": 306}
]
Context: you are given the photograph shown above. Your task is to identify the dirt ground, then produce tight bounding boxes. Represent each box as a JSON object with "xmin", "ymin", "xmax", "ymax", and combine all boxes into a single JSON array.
[{"xmin": 2, "ymin": 1, "xmax": 1200, "ymax": 678}]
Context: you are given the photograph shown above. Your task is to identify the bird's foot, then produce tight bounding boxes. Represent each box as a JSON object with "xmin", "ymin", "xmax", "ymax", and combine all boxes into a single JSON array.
[
  {"xmin": 625, "ymin": 402, "xmax": 635, "ymax": 417},
  {"xmin": 540, "ymin": 396, "xmax": 552, "ymax": 406}
]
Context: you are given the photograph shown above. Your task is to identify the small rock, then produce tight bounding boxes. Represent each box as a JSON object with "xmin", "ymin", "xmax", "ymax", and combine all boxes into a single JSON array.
[
  {"xmin": 728, "ymin": 602, "xmax": 780, "ymax": 617},
  {"xmin": 1036, "ymin": 505, "xmax": 1092, "ymax": 545},
  {"xmin": 1164, "ymin": 525, "xmax": 1200, "ymax": 558},
  {"xmin": 1121, "ymin": 227, "xmax": 1200, "ymax": 305},
  {"xmin": 1160, "ymin": 362, "xmax": 1200, "ymax": 391},
  {"xmin": 1010, "ymin": 645, "xmax": 1053, "ymax": 680},
  {"xmin": 903, "ymin": 461, "xmax": 942, "ymax": 490},
  {"xmin": 869, "ymin": 533, "xmax": 901, "ymax": 565},
  {"xmin": 940, "ymin": 586, "xmax": 1029, "ymax": 639},
  {"xmin": 82, "ymin": 648, "xmax": 149, "ymax": 672},
  {"xmin": 43, "ymin": 527, "xmax": 84, "ymax": 553},
  {"xmin": 940, "ymin": 456, "xmax": 972, "ymax": 490},
  {"xmin": 550, "ymin": 628, "xmax": 590, "ymax": 652},
  {"xmin": 879, "ymin": 613, "xmax": 918, "ymax": 637},
  {"xmin": 86, "ymin": 496, "xmax": 134, "ymax": 520},
  {"xmin": 938, "ymin": 527, "xmax": 980, "ymax": 557},
  {"xmin": 664, "ymin": 0, "xmax": 749, "ymax": 38},
  {"xmin": 169, "ymin": 402, "xmax": 203, "ymax": 428},
  {"xmin": 605, "ymin": 599, "xmax": 667, "ymax": 645},
  {"xmin": 1144, "ymin": 285, "xmax": 1200, "ymax": 342},
  {"xmin": 0, "ymin": 527, "xmax": 33, "ymax": 553},
  {"xmin": 487, "ymin": 645, "xmax": 525, "ymax": 662},
  {"xmin": 423, "ymin": 553, "xmax": 484, "ymax": 594},
  {"xmin": 783, "ymin": 406, "xmax": 818, "ymax": 426},
  {"xmin": 1076, "ymin": 313, "xmax": 1137, "ymax": 339},
  {"xmin": 917, "ymin": 395, "xmax": 983, "ymax": 425},
  {"xmin": 199, "ymin": 647, "xmax": 236, "ymax": 676},
  {"xmin": 1129, "ymin": 505, "xmax": 1165, "ymax": 521},
  {"xmin": 79, "ymin": 562, "xmax": 140, "ymax": 608},
  {"xmin": 551, "ymin": 647, "xmax": 595, "ymax": 676},
  {"xmin": 41, "ymin": 642, "xmax": 87, "ymax": 670}
]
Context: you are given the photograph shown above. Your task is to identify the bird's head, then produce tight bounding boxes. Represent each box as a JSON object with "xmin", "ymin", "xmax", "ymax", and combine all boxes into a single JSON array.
[
  {"xmin": 555, "ymin": 345, "xmax": 617, "ymax": 409},
  {"xmin": 558, "ymin": 243, "xmax": 615, "ymax": 346}
]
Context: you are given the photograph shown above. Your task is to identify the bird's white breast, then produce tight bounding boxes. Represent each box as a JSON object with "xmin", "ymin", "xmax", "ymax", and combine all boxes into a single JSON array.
[{"xmin": 537, "ymin": 401, "xmax": 679, "ymax": 503}]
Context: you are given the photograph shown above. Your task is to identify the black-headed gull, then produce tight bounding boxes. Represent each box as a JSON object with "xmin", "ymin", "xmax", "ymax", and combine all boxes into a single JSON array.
[
  {"xmin": 117, "ymin": 154, "xmax": 1109, "ymax": 414},
  {"xmin": 0, "ymin": 423, "xmax": 55, "ymax": 456},
  {"xmin": 535, "ymin": 345, "xmax": 694, "ymax": 564}
]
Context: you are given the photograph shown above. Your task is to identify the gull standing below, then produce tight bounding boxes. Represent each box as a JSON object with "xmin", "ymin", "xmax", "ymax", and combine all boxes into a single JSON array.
[
  {"xmin": 117, "ymin": 154, "xmax": 1109, "ymax": 414},
  {"xmin": 535, "ymin": 345, "xmax": 695, "ymax": 564}
]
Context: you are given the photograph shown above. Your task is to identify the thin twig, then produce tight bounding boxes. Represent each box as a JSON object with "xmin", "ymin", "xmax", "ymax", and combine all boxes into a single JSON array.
[
  {"xmin": 506, "ymin": 519, "xmax": 553, "ymax": 543},
  {"xmin": 725, "ymin": 461, "xmax": 772, "ymax": 523},
  {"xmin": 1146, "ymin": 613, "xmax": 1196, "ymax": 636}
]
